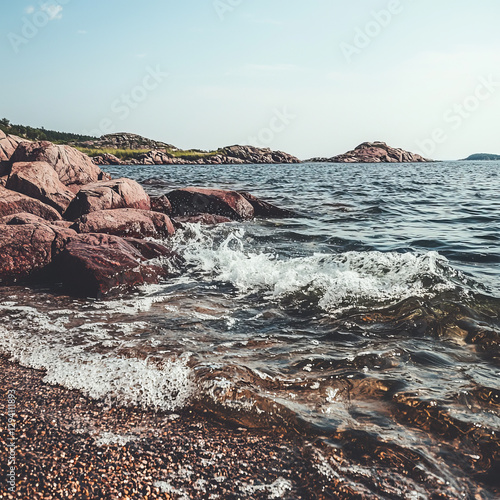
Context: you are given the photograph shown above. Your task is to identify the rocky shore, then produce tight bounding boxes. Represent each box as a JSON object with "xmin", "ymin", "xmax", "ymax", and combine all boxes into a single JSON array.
[
  {"xmin": 0, "ymin": 131, "xmax": 295, "ymax": 298},
  {"xmin": 92, "ymin": 143, "xmax": 301, "ymax": 166},
  {"xmin": 306, "ymin": 141, "xmax": 432, "ymax": 163}
]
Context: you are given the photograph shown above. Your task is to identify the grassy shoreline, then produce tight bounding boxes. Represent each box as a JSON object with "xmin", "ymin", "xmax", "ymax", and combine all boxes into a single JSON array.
[{"xmin": 74, "ymin": 147, "xmax": 221, "ymax": 162}]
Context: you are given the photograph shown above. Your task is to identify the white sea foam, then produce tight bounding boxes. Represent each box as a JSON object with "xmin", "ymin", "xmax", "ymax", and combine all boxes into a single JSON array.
[
  {"xmin": 238, "ymin": 477, "xmax": 293, "ymax": 498},
  {"xmin": 93, "ymin": 431, "xmax": 139, "ymax": 447},
  {"xmin": 153, "ymin": 481, "xmax": 190, "ymax": 499},
  {"xmin": 0, "ymin": 305, "xmax": 195, "ymax": 411},
  {"xmin": 172, "ymin": 226, "xmax": 463, "ymax": 315}
]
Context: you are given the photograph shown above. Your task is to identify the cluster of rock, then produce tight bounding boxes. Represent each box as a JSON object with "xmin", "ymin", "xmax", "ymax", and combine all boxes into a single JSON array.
[
  {"xmin": 77, "ymin": 132, "xmax": 177, "ymax": 151},
  {"xmin": 92, "ymin": 145, "xmax": 301, "ymax": 166},
  {"xmin": 219, "ymin": 145, "xmax": 300, "ymax": 164},
  {"xmin": 306, "ymin": 142, "xmax": 432, "ymax": 163},
  {"xmin": 0, "ymin": 132, "xmax": 295, "ymax": 298}
]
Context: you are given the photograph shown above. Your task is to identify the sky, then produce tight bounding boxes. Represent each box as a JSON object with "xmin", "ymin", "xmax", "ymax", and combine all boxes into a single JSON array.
[{"xmin": 0, "ymin": 0, "xmax": 499, "ymax": 160}]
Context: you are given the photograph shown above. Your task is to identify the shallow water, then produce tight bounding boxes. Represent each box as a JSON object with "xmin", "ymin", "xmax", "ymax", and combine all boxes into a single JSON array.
[{"xmin": 1, "ymin": 162, "xmax": 499, "ymax": 498}]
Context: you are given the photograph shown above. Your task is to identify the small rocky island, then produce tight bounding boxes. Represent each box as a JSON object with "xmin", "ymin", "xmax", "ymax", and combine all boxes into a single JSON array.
[
  {"xmin": 306, "ymin": 141, "xmax": 432, "ymax": 163},
  {"xmin": 461, "ymin": 153, "xmax": 500, "ymax": 161}
]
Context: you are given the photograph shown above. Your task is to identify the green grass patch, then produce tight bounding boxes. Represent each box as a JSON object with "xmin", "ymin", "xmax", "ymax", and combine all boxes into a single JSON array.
[
  {"xmin": 169, "ymin": 149, "xmax": 220, "ymax": 160},
  {"xmin": 75, "ymin": 146, "xmax": 222, "ymax": 162},
  {"xmin": 74, "ymin": 147, "xmax": 151, "ymax": 160}
]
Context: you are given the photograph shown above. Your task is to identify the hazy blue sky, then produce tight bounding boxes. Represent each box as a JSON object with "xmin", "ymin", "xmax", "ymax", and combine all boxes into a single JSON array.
[{"xmin": 1, "ymin": 0, "xmax": 499, "ymax": 159}]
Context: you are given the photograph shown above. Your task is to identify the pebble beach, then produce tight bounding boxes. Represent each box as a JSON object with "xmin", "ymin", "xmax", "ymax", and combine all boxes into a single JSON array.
[{"xmin": 0, "ymin": 355, "xmax": 341, "ymax": 500}]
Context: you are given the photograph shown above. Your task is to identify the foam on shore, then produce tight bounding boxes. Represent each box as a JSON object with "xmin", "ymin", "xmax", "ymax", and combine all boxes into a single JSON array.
[{"xmin": 0, "ymin": 304, "xmax": 195, "ymax": 411}]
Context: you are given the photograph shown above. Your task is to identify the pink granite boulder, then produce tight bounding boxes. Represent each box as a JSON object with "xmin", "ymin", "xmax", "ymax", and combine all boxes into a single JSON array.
[
  {"xmin": 11, "ymin": 141, "xmax": 106, "ymax": 192},
  {"xmin": 0, "ymin": 185, "xmax": 62, "ymax": 221},
  {"xmin": 71, "ymin": 208, "xmax": 175, "ymax": 239},
  {"xmin": 64, "ymin": 178, "xmax": 151, "ymax": 220},
  {"xmin": 6, "ymin": 161, "xmax": 75, "ymax": 213}
]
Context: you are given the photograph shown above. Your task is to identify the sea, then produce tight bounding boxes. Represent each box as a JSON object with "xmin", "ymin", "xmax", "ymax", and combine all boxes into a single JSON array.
[{"xmin": 1, "ymin": 161, "xmax": 499, "ymax": 498}]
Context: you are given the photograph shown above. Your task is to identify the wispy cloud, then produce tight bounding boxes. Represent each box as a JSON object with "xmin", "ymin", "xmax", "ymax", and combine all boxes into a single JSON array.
[
  {"xmin": 77, "ymin": 30, "xmax": 87, "ymax": 35},
  {"xmin": 24, "ymin": 6, "xmax": 35, "ymax": 14},
  {"xmin": 134, "ymin": 53, "xmax": 148, "ymax": 59},
  {"xmin": 41, "ymin": 2, "xmax": 64, "ymax": 20}
]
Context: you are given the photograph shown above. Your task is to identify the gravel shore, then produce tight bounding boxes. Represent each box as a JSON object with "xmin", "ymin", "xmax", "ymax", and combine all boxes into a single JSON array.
[{"xmin": 0, "ymin": 355, "xmax": 333, "ymax": 499}]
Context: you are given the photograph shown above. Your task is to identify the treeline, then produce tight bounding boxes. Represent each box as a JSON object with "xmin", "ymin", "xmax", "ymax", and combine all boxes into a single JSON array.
[{"xmin": 0, "ymin": 118, "xmax": 96, "ymax": 144}]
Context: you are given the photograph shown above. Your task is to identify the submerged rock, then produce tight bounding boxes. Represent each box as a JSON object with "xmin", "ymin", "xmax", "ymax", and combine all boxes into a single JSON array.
[
  {"xmin": 56, "ymin": 233, "xmax": 169, "ymax": 297},
  {"xmin": 6, "ymin": 161, "xmax": 75, "ymax": 213},
  {"xmin": 64, "ymin": 178, "xmax": 151, "ymax": 220},
  {"xmin": 167, "ymin": 187, "xmax": 254, "ymax": 220},
  {"xmin": 71, "ymin": 208, "xmax": 175, "ymax": 239},
  {"xmin": 238, "ymin": 191, "xmax": 296, "ymax": 218},
  {"xmin": 11, "ymin": 141, "xmax": 107, "ymax": 192},
  {"xmin": 0, "ymin": 185, "xmax": 62, "ymax": 221}
]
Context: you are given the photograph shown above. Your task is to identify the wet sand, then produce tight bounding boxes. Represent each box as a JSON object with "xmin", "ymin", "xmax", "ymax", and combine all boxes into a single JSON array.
[{"xmin": 0, "ymin": 355, "xmax": 340, "ymax": 500}]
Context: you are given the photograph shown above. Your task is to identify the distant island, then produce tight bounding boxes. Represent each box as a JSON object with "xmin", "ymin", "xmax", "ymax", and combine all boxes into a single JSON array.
[
  {"xmin": 305, "ymin": 141, "xmax": 433, "ymax": 163},
  {"xmin": 461, "ymin": 153, "xmax": 500, "ymax": 161},
  {"xmin": 1, "ymin": 118, "xmax": 435, "ymax": 165}
]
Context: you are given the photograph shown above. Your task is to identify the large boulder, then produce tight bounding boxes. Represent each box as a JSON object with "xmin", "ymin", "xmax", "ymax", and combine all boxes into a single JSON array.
[
  {"xmin": 238, "ymin": 192, "xmax": 296, "ymax": 218},
  {"xmin": 6, "ymin": 161, "xmax": 75, "ymax": 213},
  {"xmin": 64, "ymin": 178, "xmax": 151, "ymax": 220},
  {"xmin": 151, "ymin": 195, "xmax": 172, "ymax": 215},
  {"xmin": 167, "ymin": 187, "xmax": 254, "ymax": 220},
  {"xmin": 71, "ymin": 208, "xmax": 175, "ymax": 239},
  {"xmin": 0, "ymin": 130, "xmax": 27, "ymax": 175},
  {"xmin": 55, "ymin": 233, "xmax": 169, "ymax": 297},
  {"xmin": 0, "ymin": 223, "xmax": 76, "ymax": 284},
  {"xmin": 0, "ymin": 185, "xmax": 62, "ymax": 221},
  {"xmin": 11, "ymin": 141, "xmax": 106, "ymax": 192},
  {"xmin": 0, "ymin": 212, "xmax": 51, "ymax": 225}
]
